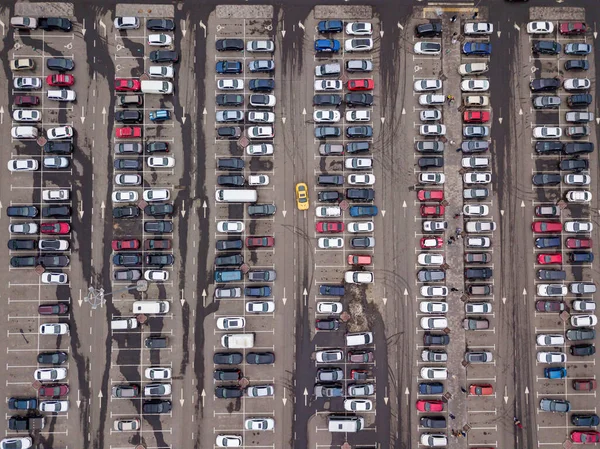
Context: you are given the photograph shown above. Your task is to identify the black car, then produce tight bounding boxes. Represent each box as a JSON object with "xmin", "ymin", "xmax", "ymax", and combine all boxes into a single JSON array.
[
  {"xmin": 10, "ymin": 256, "xmax": 36, "ymax": 267},
  {"xmin": 146, "ymin": 19, "xmax": 175, "ymax": 31},
  {"xmin": 47, "ymin": 58, "xmax": 74, "ymax": 71},
  {"xmin": 7, "ymin": 206, "xmax": 38, "ymax": 217},
  {"xmin": 145, "ymin": 204, "xmax": 174, "ymax": 217},
  {"xmin": 316, "ymin": 319, "xmax": 340, "ymax": 331},
  {"xmin": 247, "ymin": 204, "xmax": 276, "ymax": 216},
  {"xmin": 538, "ymin": 269, "xmax": 567, "ymax": 281},
  {"xmin": 318, "ymin": 191, "xmax": 341, "ymax": 202},
  {"xmin": 535, "ymin": 141, "xmax": 563, "ymax": 154},
  {"xmin": 318, "ymin": 175, "xmax": 344, "ymax": 185},
  {"xmin": 535, "ymin": 237, "xmax": 561, "ymax": 249},
  {"xmin": 246, "ymin": 352, "xmax": 275, "ymax": 364},
  {"xmin": 530, "ymin": 78, "xmax": 560, "ymax": 92},
  {"xmin": 150, "ymin": 51, "xmax": 179, "ymax": 63},
  {"xmin": 217, "ymin": 175, "xmax": 245, "ymax": 186},
  {"xmin": 145, "ymin": 254, "xmax": 174, "ymax": 266},
  {"xmin": 216, "ymin": 239, "xmax": 243, "ymax": 251},
  {"xmin": 346, "ymin": 141, "xmax": 370, "ymax": 153},
  {"xmin": 146, "ymin": 142, "xmax": 169, "ymax": 153},
  {"xmin": 345, "ymin": 93, "xmax": 374, "ymax": 107},
  {"xmin": 570, "ymin": 344, "xmax": 595, "ymax": 356},
  {"xmin": 42, "ymin": 206, "xmax": 71, "ymax": 217},
  {"xmin": 346, "ymin": 126, "xmax": 373, "ymax": 138},
  {"xmin": 423, "ymin": 333, "xmax": 450, "ymax": 346},
  {"xmin": 113, "ymin": 254, "xmax": 142, "ymax": 266},
  {"xmin": 114, "ymin": 159, "xmax": 142, "ymax": 170},
  {"xmin": 532, "ymin": 41, "xmax": 561, "ymax": 54},
  {"xmin": 44, "ymin": 141, "xmax": 73, "ymax": 154},
  {"xmin": 313, "ymin": 94, "xmax": 342, "ymax": 106},
  {"xmin": 145, "ymin": 337, "xmax": 168, "ymax": 349},
  {"xmin": 113, "ymin": 269, "xmax": 142, "ymax": 281},
  {"xmin": 215, "ymin": 254, "xmax": 243, "ymax": 266},
  {"xmin": 7, "ymin": 239, "xmax": 36, "ymax": 251},
  {"xmin": 113, "ymin": 206, "xmax": 140, "ymax": 219},
  {"xmin": 569, "ymin": 252, "xmax": 594, "ymax": 263},
  {"xmin": 418, "ymin": 157, "xmax": 444, "ymax": 168},
  {"xmin": 213, "ymin": 352, "xmax": 244, "ymax": 365},
  {"xmin": 319, "ymin": 285, "xmax": 345, "ymax": 296},
  {"xmin": 115, "ymin": 110, "xmax": 143, "ymax": 123},
  {"xmin": 420, "ymin": 417, "xmax": 447, "ymax": 428},
  {"xmin": 217, "ymin": 126, "xmax": 242, "ymax": 139},
  {"xmin": 465, "ymin": 268, "xmax": 493, "ymax": 279},
  {"xmin": 142, "ymin": 400, "xmax": 172, "ymax": 413},
  {"xmin": 564, "ymin": 60, "xmax": 589, "ymax": 71},
  {"xmin": 215, "ymin": 387, "xmax": 243, "ymax": 398},
  {"xmin": 37, "ymin": 351, "xmax": 68, "ymax": 365},
  {"xmin": 532, "ymin": 174, "xmax": 561, "ymax": 186},
  {"xmin": 559, "ymin": 159, "xmax": 588, "ymax": 172},
  {"xmin": 213, "ymin": 369, "xmax": 242, "ymax": 381},
  {"xmin": 39, "ymin": 17, "xmax": 72, "ymax": 31},
  {"xmin": 416, "ymin": 141, "xmax": 444, "ymax": 153},
  {"xmin": 346, "ymin": 188, "xmax": 375, "ymax": 202},
  {"xmin": 416, "ymin": 22, "xmax": 442, "ymax": 37},
  {"xmin": 567, "ymin": 94, "xmax": 592, "ymax": 108},
  {"xmin": 563, "ymin": 142, "xmax": 594, "ymax": 155},
  {"xmin": 38, "ymin": 255, "xmax": 69, "ymax": 267},
  {"xmin": 351, "ymin": 237, "xmax": 374, "ymax": 248},
  {"xmin": 8, "ymin": 416, "xmax": 30, "ymax": 431},
  {"xmin": 248, "ymin": 79, "xmax": 275, "ymax": 92},
  {"xmin": 216, "ymin": 94, "xmax": 244, "ymax": 107},
  {"xmin": 215, "ymin": 38, "xmax": 244, "ymax": 51},
  {"xmin": 217, "ymin": 158, "xmax": 244, "ymax": 171}
]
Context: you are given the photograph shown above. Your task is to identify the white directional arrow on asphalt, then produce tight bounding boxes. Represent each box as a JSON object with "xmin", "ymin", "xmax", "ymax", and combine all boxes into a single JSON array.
[
  {"xmin": 282, "ymin": 388, "xmax": 287, "ymax": 405},
  {"xmin": 303, "ymin": 388, "xmax": 308, "ymax": 406},
  {"xmin": 77, "ymin": 390, "xmax": 81, "ymax": 407},
  {"xmin": 382, "ymin": 297, "xmax": 387, "ymax": 305},
  {"xmin": 79, "ymin": 200, "xmax": 84, "ymax": 218},
  {"xmin": 514, "ymin": 23, "xmax": 520, "ymax": 31},
  {"xmin": 202, "ymin": 289, "xmax": 207, "ymax": 307},
  {"xmin": 384, "ymin": 387, "xmax": 388, "ymax": 405},
  {"xmin": 281, "ymin": 20, "xmax": 286, "ymax": 38},
  {"xmin": 80, "ymin": 106, "xmax": 85, "ymax": 124},
  {"xmin": 380, "ymin": 117, "xmax": 385, "ymax": 124},
  {"xmin": 504, "ymin": 385, "xmax": 509, "ymax": 404},
  {"xmin": 181, "ymin": 20, "xmax": 187, "ymax": 37},
  {"xmin": 0, "ymin": 106, "xmax": 4, "ymax": 125},
  {"xmin": 298, "ymin": 21, "xmax": 305, "ymax": 31},
  {"xmin": 181, "ymin": 200, "xmax": 186, "ymax": 217},
  {"xmin": 202, "ymin": 201, "xmax": 207, "ymax": 218},
  {"xmin": 525, "ymin": 387, "xmax": 529, "ymax": 405},
  {"xmin": 182, "ymin": 107, "xmax": 186, "ymax": 124},
  {"xmin": 180, "ymin": 388, "xmax": 185, "ymax": 406},
  {"xmin": 98, "ymin": 390, "xmax": 103, "ymax": 408},
  {"xmin": 199, "ymin": 20, "xmax": 206, "ymax": 38},
  {"xmin": 402, "ymin": 107, "xmax": 406, "ymax": 115},
  {"xmin": 281, "ymin": 117, "xmax": 286, "ymax": 124},
  {"xmin": 201, "ymin": 389, "xmax": 206, "ymax": 407},
  {"xmin": 523, "ymin": 288, "xmax": 527, "ymax": 296},
  {"xmin": 102, "ymin": 107, "xmax": 106, "ymax": 125},
  {"xmin": 82, "ymin": 19, "xmax": 86, "ymax": 36},
  {"xmin": 397, "ymin": 22, "xmax": 403, "ymax": 30},
  {"xmin": 101, "ymin": 201, "xmax": 105, "ymax": 218},
  {"xmin": 381, "ymin": 210, "xmax": 386, "ymax": 217}
]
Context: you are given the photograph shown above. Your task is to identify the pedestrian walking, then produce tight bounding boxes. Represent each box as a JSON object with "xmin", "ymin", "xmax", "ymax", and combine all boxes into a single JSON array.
[
  {"xmin": 456, "ymin": 147, "xmax": 462, "ymax": 152},
  {"xmin": 450, "ymin": 15, "xmax": 457, "ymax": 22},
  {"xmin": 472, "ymin": 12, "xmax": 478, "ymax": 19},
  {"xmin": 451, "ymin": 287, "xmax": 459, "ymax": 292},
  {"xmin": 449, "ymin": 413, "xmax": 456, "ymax": 419},
  {"xmin": 461, "ymin": 431, "xmax": 467, "ymax": 437},
  {"xmin": 447, "ymin": 239, "xmax": 453, "ymax": 245}
]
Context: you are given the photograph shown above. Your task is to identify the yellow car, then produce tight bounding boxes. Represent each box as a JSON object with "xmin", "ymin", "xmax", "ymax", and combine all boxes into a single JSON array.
[
  {"xmin": 10, "ymin": 58, "xmax": 35, "ymax": 71},
  {"xmin": 295, "ymin": 182, "xmax": 309, "ymax": 210}
]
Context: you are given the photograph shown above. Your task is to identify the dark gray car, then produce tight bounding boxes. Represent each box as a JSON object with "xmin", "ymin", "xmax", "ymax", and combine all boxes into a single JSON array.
[
  {"xmin": 316, "ymin": 368, "xmax": 344, "ymax": 382},
  {"xmin": 416, "ymin": 141, "xmax": 444, "ymax": 153},
  {"xmin": 533, "ymin": 95, "xmax": 561, "ymax": 109},
  {"xmin": 461, "ymin": 140, "xmax": 489, "ymax": 153},
  {"xmin": 417, "ymin": 269, "xmax": 445, "ymax": 282},
  {"xmin": 248, "ymin": 270, "xmax": 277, "ymax": 281}
]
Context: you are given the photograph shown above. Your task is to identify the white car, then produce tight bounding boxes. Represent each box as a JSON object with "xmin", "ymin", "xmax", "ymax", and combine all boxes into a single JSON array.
[
  {"xmin": 420, "ymin": 286, "xmax": 448, "ymax": 297},
  {"xmin": 8, "ymin": 159, "xmax": 38, "ymax": 171},
  {"xmin": 114, "ymin": 17, "xmax": 140, "ymax": 29},
  {"xmin": 462, "ymin": 157, "xmax": 489, "ymax": 168},
  {"xmin": 564, "ymin": 221, "xmax": 592, "ymax": 233},
  {"xmin": 420, "ymin": 301, "xmax": 448, "ymax": 313},
  {"xmin": 419, "ymin": 173, "xmax": 445, "ymax": 184},
  {"xmin": 460, "ymin": 79, "xmax": 490, "ymax": 92},
  {"xmin": 246, "ymin": 40, "xmax": 275, "ymax": 52},
  {"xmin": 563, "ymin": 78, "xmax": 591, "ymax": 90},
  {"xmin": 464, "ymin": 172, "xmax": 491, "ymax": 184},
  {"xmin": 420, "ymin": 434, "xmax": 448, "ymax": 448},
  {"xmin": 11, "ymin": 126, "xmax": 38, "ymax": 139},
  {"xmin": 346, "ymin": 22, "xmax": 373, "ymax": 35},
  {"xmin": 314, "ymin": 80, "xmax": 342, "ymax": 91},
  {"xmin": 345, "ymin": 271, "xmax": 374, "ymax": 284},
  {"xmin": 246, "ymin": 143, "xmax": 274, "ymax": 155},
  {"xmin": 465, "ymin": 302, "xmax": 492, "ymax": 314},
  {"xmin": 148, "ymin": 34, "xmax": 172, "ymax": 46},
  {"xmin": 347, "ymin": 221, "xmax": 374, "ymax": 233},
  {"xmin": 566, "ymin": 190, "xmax": 591, "ymax": 203},
  {"xmin": 13, "ymin": 110, "xmax": 41, "ymax": 122},
  {"xmin": 466, "ymin": 237, "xmax": 491, "ymax": 248},
  {"xmin": 421, "ymin": 237, "xmax": 441, "ymax": 248},
  {"xmin": 533, "ymin": 126, "xmax": 562, "ymax": 139},
  {"xmin": 420, "ymin": 125, "xmax": 446, "ymax": 136},
  {"xmin": 39, "ymin": 400, "xmax": 69, "ymax": 412},
  {"xmin": 143, "ymin": 189, "xmax": 170, "ymax": 202},
  {"xmin": 345, "ymin": 158, "xmax": 372, "ymax": 169},
  {"xmin": 318, "ymin": 237, "xmax": 344, "ymax": 249},
  {"xmin": 423, "ymin": 221, "xmax": 447, "ymax": 232},
  {"xmin": 217, "ymin": 79, "xmax": 244, "ymax": 90},
  {"xmin": 246, "ymin": 385, "xmax": 274, "ymax": 397},
  {"xmin": 114, "ymin": 418, "xmax": 141, "ymax": 431},
  {"xmin": 247, "ymin": 111, "xmax": 275, "ymax": 123},
  {"xmin": 527, "ymin": 21, "xmax": 554, "ymax": 34},
  {"xmin": 414, "ymin": 42, "xmax": 441, "ymax": 55},
  {"xmin": 418, "ymin": 94, "xmax": 445, "ymax": 106},
  {"xmin": 537, "ymin": 284, "xmax": 567, "ymax": 297},
  {"xmin": 148, "ymin": 156, "xmax": 175, "ymax": 168},
  {"xmin": 144, "ymin": 384, "xmax": 172, "ymax": 396},
  {"xmin": 216, "ymin": 435, "xmax": 242, "ymax": 447},
  {"xmin": 39, "ymin": 240, "xmax": 69, "ymax": 251},
  {"xmin": 9, "ymin": 223, "xmax": 38, "ymax": 234},
  {"xmin": 41, "ymin": 273, "xmax": 68, "ymax": 285},
  {"xmin": 112, "ymin": 191, "xmax": 138, "ymax": 203},
  {"xmin": 418, "ymin": 254, "xmax": 444, "ymax": 266},
  {"xmin": 250, "ymin": 94, "xmax": 276, "ymax": 107},
  {"xmin": 248, "ymin": 175, "xmax": 270, "ymax": 186},
  {"xmin": 47, "ymin": 89, "xmax": 76, "ymax": 101},
  {"xmin": 466, "ymin": 221, "xmax": 496, "ymax": 233},
  {"xmin": 420, "ymin": 367, "xmax": 447, "ymax": 380},
  {"xmin": 244, "ymin": 418, "xmax": 275, "ymax": 431},
  {"xmin": 316, "ymin": 349, "xmax": 344, "ymax": 363},
  {"xmin": 536, "ymin": 352, "xmax": 567, "ymax": 363},
  {"xmin": 464, "ymin": 22, "xmax": 493, "ymax": 35},
  {"xmin": 414, "ymin": 79, "xmax": 442, "ymax": 92},
  {"xmin": 47, "ymin": 126, "xmax": 73, "ymax": 140},
  {"xmin": 145, "ymin": 367, "xmax": 172, "ymax": 380},
  {"xmin": 564, "ymin": 174, "xmax": 591, "ymax": 186},
  {"xmin": 317, "ymin": 302, "xmax": 343, "ymax": 314},
  {"xmin": 14, "ymin": 77, "xmax": 41, "ymax": 89},
  {"xmin": 464, "ymin": 204, "xmax": 489, "ymax": 216},
  {"xmin": 0, "ymin": 439, "xmax": 32, "ymax": 449},
  {"xmin": 420, "ymin": 110, "xmax": 441, "ymax": 121},
  {"xmin": 420, "ymin": 317, "xmax": 448, "ymax": 330},
  {"xmin": 346, "ymin": 110, "xmax": 371, "ymax": 122},
  {"xmin": 458, "ymin": 62, "xmax": 489, "ymax": 75},
  {"xmin": 217, "ymin": 221, "xmax": 244, "ymax": 233},
  {"xmin": 216, "ymin": 317, "xmax": 246, "ymax": 330},
  {"xmin": 571, "ymin": 315, "xmax": 598, "ymax": 327},
  {"xmin": 34, "ymin": 368, "xmax": 67, "ymax": 381},
  {"xmin": 145, "ymin": 270, "xmax": 169, "ymax": 282},
  {"xmin": 43, "ymin": 189, "xmax": 70, "ymax": 201},
  {"xmin": 345, "ymin": 38, "xmax": 373, "ymax": 52},
  {"xmin": 316, "ymin": 206, "xmax": 341, "ymax": 217},
  {"xmin": 246, "ymin": 126, "xmax": 274, "ymax": 139},
  {"xmin": 148, "ymin": 66, "xmax": 174, "ymax": 79},
  {"xmin": 344, "ymin": 399, "xmax": 373, "ymax": 411},
  {"xmin": 246, "ymin": 301, "xmax": 275, "ymax": 313},
  {"xmin": 40, "ymin": 323, "xmax": 69, "ymax": 335},
  {"xmin": 313, "ymin": 110, "xmax": 341, "ymax": 122},
  {"xmin": 348, "ymin": 174, "xmax": 375, "ymax": 185},
  {"xmin": 536, "ymin": 334, "xmax": 565, "ymax": 346}
]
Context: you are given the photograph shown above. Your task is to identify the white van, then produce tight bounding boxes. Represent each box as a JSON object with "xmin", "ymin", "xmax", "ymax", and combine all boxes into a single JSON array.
[
  {"xmin": 215, "ymin": 189, "xmax": 257, "ymax": 203},
  {"xmin": 328, "ymin": 415, "xmax": 365, "ymax": 432},
  {"xmin": 141, "ymin": 80, "xmax": 173, "ymax": 94},
  {"xmin": 346, "ymin": 332, "xmax": 373, "ymax": 346},
  {"xmin": 111, "ymin": 318, "xmax": 139, "ymax": 330},
  {"xmin": 132, "ymin": 301, "xmax": 170, "ymax": 314},
  {"xmin": 221, "ymin": 333, "xmax": 254, "ymax": 349}
]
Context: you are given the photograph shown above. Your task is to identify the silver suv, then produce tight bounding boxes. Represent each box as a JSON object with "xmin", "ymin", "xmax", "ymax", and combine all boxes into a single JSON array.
[{"xmin": 248, "ymin": 270, "xmax": 277, "ymax": 282}]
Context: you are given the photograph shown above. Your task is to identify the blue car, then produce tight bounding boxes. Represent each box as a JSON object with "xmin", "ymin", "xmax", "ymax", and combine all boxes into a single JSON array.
[
  {"xmin": 572, "ymin": 414, "xmax": 600, "ymax": 426},
  {"xmin": 349, "ymin": 205, "xmax": 378, "ymax": 217},
  {"xmin": 216, "ymin": 60, "xmax": 243, "ymax": 74},
  {"xmin": 418, "ymin": 382, "xmax": 444, "ymax": 395},
  {"xmin": 462, "ymin": 42, "xmax": 492, "ymax": 56},
  {"xmin": 544, "ymin": 367, "xmax": 567, "ymax": 379},
  {"xmin": 535, "ymin": 237, "xmax": 561, "ymax": 249},
  {"xmin": 319, "ymin": 285, "xmax": 345, "ymax": 296},
  {"xmin": 149, "ymin": 110, "xmax": 171, "ymax": 122},
  {"xmin": 8, "ymin": 397, "xmax": 38, "ymax": 410},
  {"xmin": 317, "ymin": 20, "xmax": 343, "ymax": 33},
  {"xmin": 315, "ymin": 39, "xmax": 340, "ymax": 53},
  {"xmin": 244, "ymin": 286, "xmax": 272, "ymax": 297}
]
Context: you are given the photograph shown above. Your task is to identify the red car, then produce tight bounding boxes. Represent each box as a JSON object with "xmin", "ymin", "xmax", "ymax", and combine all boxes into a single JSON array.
[
  {"xmin": 112, "ymin": 239, "xmax": 140, "ymax": 251},
  {"xmin": 416, "ymin": 400, "xmax": 444, "ymax": 412},
  {"xmin": 350, "ymin": 369, "xmax": 369, "ymax": 380},
  {"xmin": 571, "ymin": 431, "xmax": 600, "ymax": 444},
  {"xmin": 469, "ymin": 384, "xmax": 494, "ymax": 396},
  {"xmin": 348, "ymin": 254, "xmax": 372, "ymax": 265},
  {"xmin": 417, "ymin": 190, "xmax": 444, "ymax": 201},
  {"xmin": 145, "ymin": 239, "xmax": 172, "ymax": 250},
  {"xmin": 420, "ymin": 205, "xmax": 445, "ymax": 217},
  {"xmin": 420, "ymin": 237, "xmax": 443, "ymax": 249},
  {"xmin": 316, "ymin": 221, "xmax": 344, "ymax": 233},
  {"xmin": 114, "ymin": 78, "xmax": 141, "ymax": 91},
  {"xmin": 537, "ymin": 254, "xmax": 562, "ymax": 265},
  {"xmin": 15, "ymin": 95, "xmax": 39, "ymax": 106},
  {"xmin": 40, "ymin": 222, "xmax": 70, "ymax": 235},
  {"xmin": 115, "ymin": 127, "xmax": 142, "ymax": 138},
  {"xmin": 463, "ymin": 111, "xmax": 490, "ymax": 123},
  {"xmin": 566, "ymin": 238, "xmax": 592, "ymax": 249},
  {"xmin": 535, "ymin": 300, "xmax": 565, "ymax": 313},
  {"xmin": 531, "ymin": 221, "xmax": 562, "ymax": 233},
  {"xmin": 347, "ymin": 79, "xmax": 374, "ymax": 91},
  {"xmin": 38, "ymin": 384, "xmax": 70, "ymax": 397},
  {"xmin": 38, "ymin": 303, "xmax": 69, "ymax": 315},
  {"xmin": 573, "ymin": 379, "xmax": 597, "ymax": 391},
  {"xmin": 559, "ymin": 22, "xmax": 587, "ymax": 35},
  {"xmin": 46, "ymin": 74, "xmax": 74, "ymax": 86},
  {"xmin": 245, "ymin": 236, "xmax": 275, "ymax": 248}
]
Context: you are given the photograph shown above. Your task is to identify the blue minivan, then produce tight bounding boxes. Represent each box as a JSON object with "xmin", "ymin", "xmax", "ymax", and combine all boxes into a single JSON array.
[{"xmin": 214, "ymin": 269, "xmax": 242, "ymax": 283}]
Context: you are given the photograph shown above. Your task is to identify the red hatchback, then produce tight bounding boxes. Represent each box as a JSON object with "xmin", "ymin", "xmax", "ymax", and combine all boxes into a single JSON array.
[
  {"xmin": 559, "ymin": 22, "xmax": 587, "ymax": 35},
  {"xmin": 566, "ymin": 238, "xmax": 592, "ymax": 249},
  {"xmin": 537, "ymin": 254, "xmax": 562, "ymax": 265},
  {"xmin": 41, "ymin": 222, "xmax": 70, "ymax": 235},
  {"xmin": 571, "ymin": 431, "xmax": 600, "ymax": 444},
  {"xmin": 463, "ymin": 111, "xmax": 490, "ymax": 123},
  {"xmin": 573, "ymin": 379, "xmax": 597, "ymax": 391},
  {"xmin": 38, "ymin": 303, "xmax": 69, "ymax": 315},
  {"xmin": 47, "ymin": 74, "xmax": 74, "ymax": 86},
  {"xmin": 316, "ymin": 221, "xmax": 344, "ymax": 233},
  {"xmin": 38, "ymin": 384, "xmax": 70, "ymax": 397},
  {"xmin": 532, "ymin": 221, "xmax": 562, "ymax": 233},
  {"xmin": 418, "ymin": 190, "xmax": 444, "ymax": 201},
  {"xmin": 416, "ymin": 400, "xmax": 444, "ymax": 412},
  {"xmin": 469, "ymin": 384, "xmax": 494, "ymax": 396},
  {"xmin": 15, "ymin": 95, "xmax": 40, "ymax": 106},
  {"xmin": 347, "ymin": 79, "xmax": 374, "ymax": 91},
  {"xmin": 115, "ymin": 127, "xmax": 142, "ymax": 138},
  {"xmin": 246, "ymin": 236, "xmax": 275, "ymax": 248},
  {"xmin": 114, "ymin": 78, "xmax": 141, "ymax": 91},
  {"xmin": 112, "ymin": 239, "xmax": 140, "ymax": 251},
  {"xmin": 420, "ymin": 205, "xmax": 445, "ymax": 217},
  {"xmin": 420, "ymin": 237, "xmax": 443, "ymax": 249},
  {"xmin": 348, "ymin": 254, "xmax": 372, "ymax": 265}
]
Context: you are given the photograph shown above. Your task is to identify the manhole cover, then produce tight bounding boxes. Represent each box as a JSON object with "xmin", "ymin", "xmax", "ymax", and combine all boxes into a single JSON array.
[
  {"xmin": 35, "ymin": 265, "xmax": 45, "ymax": 275},
  {"xmin": 443, "ymin": 327, "xmax": 451, "ymax": 334},
  {"xmin": 37, "ymin": 136, "xmax": 47, "ymax": 147},
  {"xmin": 339, "ymin": 200, "xmax": 349, "ymax": 210},
  {"xmin": 32, "ymin": 381, "xmax": 41, "ymax": 390},
  {"xmin": 558, "ymin": 200, "xmax": 567, "ymax": 209},
  {"xmin": 240, "ymin": 264, "xmax": 250, "ymax": 274},
  {"xmin": 340, "ymin": 312, "xmax": 351, "ymax": 322},
  {"xmin": 341, "ymin": 443, "xmax": 351, "ymax": 449},
  {"xmin": 559, "ymin": 310, "xmax": 570, "ymax": 322},
  {"xmin": 239, "ymin": 377, "xmax": 250, "ymax": 388},
  {"xmin": 563, "ymin": 440, "xmax": 573, "ymax": 449},
  {"xmin": 462, "ymin": 360, "xmax": 470, "ymax": 367},
  {"xmin": 137, "ymin": 199, "xmax": 148, "ymax": 209},
  {"xmin": 237, "ymin": 136, "xmax": 249, "ymax": 148},
  {"xmin": 137, "ymin": 314, "xmax": 147, "ymax": 324},
  {"xmin": 136, "ymin": 280, "xmax": 148, "ymax": 292},
  {"xmin": 463, "ymin": 423, "xmax": 471, "ymax": 431},
  {"xmin": 461, "ymin": 294, "xmax": 468, "ymax": 302},
  {"xmin": 140, "ymin": 73, "xmax": 149, "ymax": 81}
]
